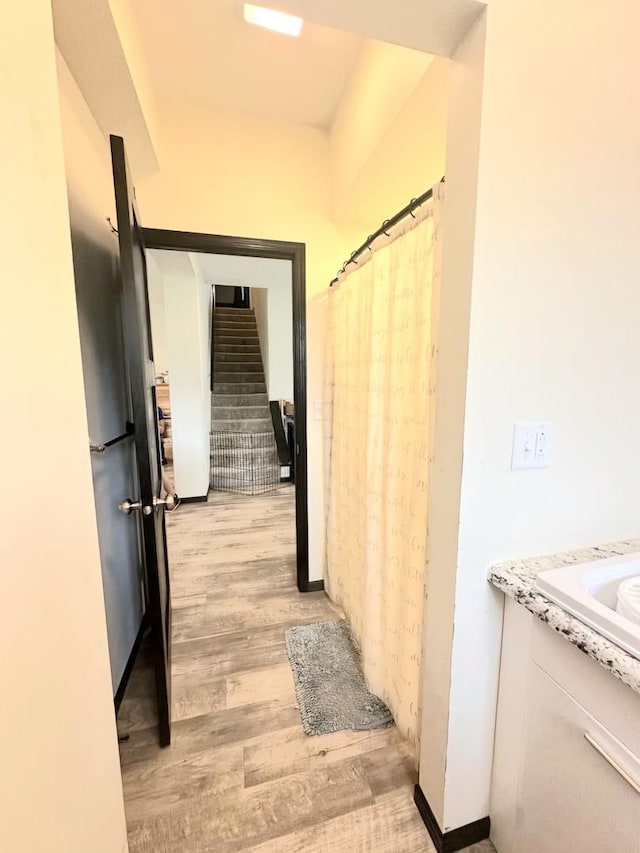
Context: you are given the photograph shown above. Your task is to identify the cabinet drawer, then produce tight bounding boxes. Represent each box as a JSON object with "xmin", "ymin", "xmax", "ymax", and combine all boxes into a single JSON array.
[
  {"xmin": 531, "ymin": 616, "xmax": 640, "ymax": 755},
  {"xmin": 516, "ymin": 664, "xmax": 640, "ymax": 853}
]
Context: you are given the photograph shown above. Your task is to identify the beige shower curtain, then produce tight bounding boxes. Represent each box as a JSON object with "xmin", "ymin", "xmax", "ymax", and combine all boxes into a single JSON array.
[{"xmin": 325, "ymin": 185, "xmax": 443, "ymax": 753}]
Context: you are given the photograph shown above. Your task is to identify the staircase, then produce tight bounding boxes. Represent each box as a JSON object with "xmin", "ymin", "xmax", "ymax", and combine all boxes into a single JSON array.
[{"xmin": 210, "ymin": 307, "xmax": 280, "ymax": 493}]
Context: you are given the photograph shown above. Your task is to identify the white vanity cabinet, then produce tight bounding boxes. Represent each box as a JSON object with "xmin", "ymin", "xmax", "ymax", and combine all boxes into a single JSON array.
[{"xmin": 491, "ymin": 600, "xmax": 640, "ymax": 853}]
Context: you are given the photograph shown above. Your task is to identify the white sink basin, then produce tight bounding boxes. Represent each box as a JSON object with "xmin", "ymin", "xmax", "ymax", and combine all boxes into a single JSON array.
[{"xmin": 536, "ymin": 553, "xmax": 640, "ymax": 660}]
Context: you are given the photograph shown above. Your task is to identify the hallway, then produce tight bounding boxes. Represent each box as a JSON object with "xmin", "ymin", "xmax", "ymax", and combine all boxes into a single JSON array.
[{"xmin": 116, "ymin": 487, "xmax": 430, "ymax": 851}]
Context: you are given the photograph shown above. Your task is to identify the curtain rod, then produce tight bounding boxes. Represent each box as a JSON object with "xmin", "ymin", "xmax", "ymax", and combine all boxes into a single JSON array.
[{"xmin": 329, "ymin": 177, "xmax": 444, "ymax": 287}]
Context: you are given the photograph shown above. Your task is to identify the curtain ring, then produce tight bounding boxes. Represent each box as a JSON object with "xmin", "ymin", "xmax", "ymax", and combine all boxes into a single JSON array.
[
  {"xmin": 381, "ymin": 220, "xmax": 391, "ymax": 237},
  {"xmin": 346, "ymin": 250, "xmax": 359, "ymax": 267},
  {"xmin": 106, "ymin": 217, "xmax": 118, "ymax": 234},
  {"xmin": 409, "ymin": 199, "xmax": 419, "ymax": 218}
]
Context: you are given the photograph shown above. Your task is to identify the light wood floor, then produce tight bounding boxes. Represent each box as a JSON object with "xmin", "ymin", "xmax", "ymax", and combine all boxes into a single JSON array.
[{"xmin": 117, "ymin": 487, "xmax": 493, "ymax": 852}]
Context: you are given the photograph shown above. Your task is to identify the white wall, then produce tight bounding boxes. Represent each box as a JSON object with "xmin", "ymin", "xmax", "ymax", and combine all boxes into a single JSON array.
[
  {"xmin": 423, "ymin": 0, "xmax": 640, "ymax": 834},
  {"xmin": 0, "ymin": 1, "xmax": 127, "ymax": 849},
  {"xmin": 266, "ymin": 280, "xmax": 293, "ymax": 401},
  {"xmin": 251, "ymin": 287, "xmax": 270, "ymax": 391},
  {"xmin": 330, "ymin": 45, "xmax": 449, "ymax": 228},
  {"xmin": 419, "ymin": 11, "xmax": 488, "ymax": 831},
  {"xmin": 201, "ymin": 254, "xmax": 293, "ymax": 402},
  {"xmin": 147, "ymin": 256, "xmax": 169, "ymax": 374},
  {"xmin": 149, "ymin": 251, "xmax": 211, "ymax": 498},
  {"xmin": 196, "ymin": 256, "xmax": 213, "ymax": 478},
  {"xmin": 330, "ymin": 40, "xmax": 433, "ymax": 219}
]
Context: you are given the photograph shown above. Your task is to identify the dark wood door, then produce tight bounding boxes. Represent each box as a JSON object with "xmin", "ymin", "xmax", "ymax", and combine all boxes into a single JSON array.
[{"xmin": 111, "ymin": 135, "xmax": 171, "ymax": 746}]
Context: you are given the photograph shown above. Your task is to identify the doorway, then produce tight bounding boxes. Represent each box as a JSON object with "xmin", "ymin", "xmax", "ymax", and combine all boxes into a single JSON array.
[
  {"xmin": 109, "ymin": 134, "xmax": 313, "ymax": 755},
  {"xmin": 143, "ymin": 229, "xmax": 313, "ymax": 593},
  {"xmin": 215, "ymin": 284, "xmax": 251, "ymax": 309}
]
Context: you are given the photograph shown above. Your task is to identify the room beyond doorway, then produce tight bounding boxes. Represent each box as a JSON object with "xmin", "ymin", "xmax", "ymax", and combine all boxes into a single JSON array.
[
  {"xmin": 143, "ymin": 229, "xmax": 313, "ymax": 593},
  {"xmin": 214, "ymin": 284, "xmax": 250, "ymax": 309}
]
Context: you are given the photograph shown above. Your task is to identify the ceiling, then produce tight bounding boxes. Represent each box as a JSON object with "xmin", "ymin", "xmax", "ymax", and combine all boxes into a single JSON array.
[
  {"xmin": 192, "ymin": 252, "xmax": 291, "ymax": 285},
  {"xmin": 127, "ymin": 0, "xmax": 365, "ymax": 129},
  {"xmin": 150, "ymin": 249, "xmax": 291, "ymax": 287},
  {"xmin": 273, "ymin": 0, "xmax": 486, "ymax": 56}
]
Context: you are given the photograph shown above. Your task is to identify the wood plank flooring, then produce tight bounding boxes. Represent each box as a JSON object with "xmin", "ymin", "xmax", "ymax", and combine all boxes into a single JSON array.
[{"xmin": 117, "ymin": 487, "xmax": 493, "ymax": 852}]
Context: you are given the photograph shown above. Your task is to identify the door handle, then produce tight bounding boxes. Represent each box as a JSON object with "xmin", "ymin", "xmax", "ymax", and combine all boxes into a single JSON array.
[
  {"xmin": 118, "ymin": 498, "xmax": 142, "ymax": 515},
  {"xmin": 119, "ymin": 494, "xmax": 175, "ymax": 515},
  {"xmin": 153, "ymin": 495, "xmax": 176, "ymax": 511}
]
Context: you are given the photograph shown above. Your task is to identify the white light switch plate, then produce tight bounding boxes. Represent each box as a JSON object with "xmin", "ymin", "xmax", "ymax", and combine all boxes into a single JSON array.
[
  {"xmin": 312, "ymin": 401, "xmax": 332, "ymax": 421},
  {"xmin": 512, "ymin": 422, "xmax": 552, "ymax": 469}
]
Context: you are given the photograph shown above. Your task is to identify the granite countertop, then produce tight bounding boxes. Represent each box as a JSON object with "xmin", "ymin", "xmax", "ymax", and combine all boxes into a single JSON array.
[{"xmin": 488, "ymin": 539, "xmax": 640, "ymax": 695}]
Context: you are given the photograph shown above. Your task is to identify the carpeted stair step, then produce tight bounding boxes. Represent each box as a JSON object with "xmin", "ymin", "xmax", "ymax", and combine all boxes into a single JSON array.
[
  {"xmin": 213, "ymin": 332, "xmax": 260, "ymax": 350},
  {"xmin": 213, "ymin": 363, "xmax": 265, "ymax": 375},
  {"xmin": 214, "ymin": 318, "xmax": 258, "ymax": 330},
  {"xmin": 216, "ymin": 332, "xmax": 259, "ymax": 341},
  {"xmin": 214, "ymin": 315, "xmax": 257, "ymax": 325},
  {"xmin": 211, "ymin": 418, "xmax": 273, "ymax": 433},
  {"xmin": 214, "ymin": 371, "xmax": 265, "ymax": 384},
  {"xmin": 215, "ymin": 307, "xmax": 255, "ymax": 316},
  {"xmin": 215, "ymin": 338, "xmax": 260, "ymax": 349},
  {"xmin": 214, "ymin": 327, "xmax": 259, "ymax": 337},
  {"xmin": 213, "ymin": 392, "xmax": 268, "ymax": 407},
  {"xmin": 212, "ymin": 405, "xmax": 269, "ymax": 421},
  {"xmin": 214, "ymin": 351, "xmax": 262, "ymax": 363},
  {"xmin": 215, "ymin": 342, "xmax": 261, "ymax": 354},
  {"xmin": 215, "ymin": 337, "xmax": 260, "ymax": 347},
  {"xmin": 213, "ymin": 381, "xmax": 267, "ymax": 394}
]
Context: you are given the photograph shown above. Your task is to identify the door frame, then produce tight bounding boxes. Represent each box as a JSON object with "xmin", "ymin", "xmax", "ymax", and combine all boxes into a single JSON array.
[{"xmin": 142, "ymin": 228, "xmax": 317, "ymax": 593}]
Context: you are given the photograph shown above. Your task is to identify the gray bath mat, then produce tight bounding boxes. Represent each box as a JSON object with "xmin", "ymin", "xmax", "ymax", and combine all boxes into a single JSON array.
[{"xmin": 285, "ymin": 619, "xmax": 393, "ymax": 736}]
